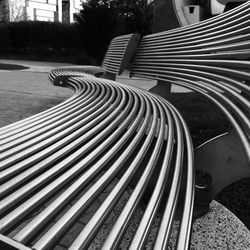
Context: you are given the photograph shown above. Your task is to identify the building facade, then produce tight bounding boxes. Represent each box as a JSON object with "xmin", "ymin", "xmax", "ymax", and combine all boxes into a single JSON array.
[{"xmin": 1, "ymin": 0, "xmax": 82, "ymax": 23}]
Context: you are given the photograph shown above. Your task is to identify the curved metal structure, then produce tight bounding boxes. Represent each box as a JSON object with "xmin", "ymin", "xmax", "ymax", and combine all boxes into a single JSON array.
[
  {"xmin": 0, "ymin": 73, "xmax": 194, "ymax": 249},
  {"xmin": 0, "ymin": 2, "xmax": 250, "ymax": 249},
  {"xmin": 131, "ymin": 1, "xmax": 250, "ymax": 203},
  {"xmin": 131, "ymin": 1, "xmax": 250, "ymax": 163}
]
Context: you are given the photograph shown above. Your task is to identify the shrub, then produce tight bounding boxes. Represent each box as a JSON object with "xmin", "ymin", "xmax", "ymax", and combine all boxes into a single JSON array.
[
  {"xmin": 0, "ymin": 21, "xmax": 93, "ymax": 63},
  {"xmin": 6, "ymin": 21, "xmax": 81, "ymax": 51},
  {"xmin": 76, "ymin": 5, "xmax": 126, "ymax": 62},
  {"xmin": 0, "ymin": 23, "xmax": 11, "ymax": 54}
]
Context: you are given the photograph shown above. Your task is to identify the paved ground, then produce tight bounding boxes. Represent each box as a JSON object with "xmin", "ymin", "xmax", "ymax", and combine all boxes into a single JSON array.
[
  {"xmin": 1, "ymin": 59, "xmax": 249, "ymax": 249},
  {"xmin": 0, "ymin": 60, "xmax": 73, "ymax": 127}
]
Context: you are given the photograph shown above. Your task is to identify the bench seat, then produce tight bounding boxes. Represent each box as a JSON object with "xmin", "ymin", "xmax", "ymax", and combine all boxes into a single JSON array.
[{"xmin": 0, "ymin": 74, "xmax": 194, "ymax": 249}]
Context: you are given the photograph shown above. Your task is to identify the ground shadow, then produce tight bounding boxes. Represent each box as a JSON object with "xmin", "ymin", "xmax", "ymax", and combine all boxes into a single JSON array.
[
  {"xmin": 216, "ymin": 177, "xmax": 250, "ymax": 230},
  {"xmin": 0, "ymin": 63, "xmax": 29, "ymax": 70}
]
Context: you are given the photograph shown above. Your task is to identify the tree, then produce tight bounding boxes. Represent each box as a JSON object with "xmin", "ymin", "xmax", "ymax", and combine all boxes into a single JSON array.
[
  {"xmin": 81, "ymin": 0, "xmax": 153, "ymax": 35},
  {"xmin": 0, "ymin": 0, "xmax": 10, "ymax": 22},
  {"xmin": 9, "ymin": 0, "xmax": 28, "ymax": 22},
  {"xmin": 76, "ymin": 2, "xmax": 125, "ymax": 62},
  {"xmin": 113, "ymin": 0, "xmax": 153, "ymax": 35},
  {"xmin": 76, "ymin": 0, "xmax": 153, "ymax": 62}
]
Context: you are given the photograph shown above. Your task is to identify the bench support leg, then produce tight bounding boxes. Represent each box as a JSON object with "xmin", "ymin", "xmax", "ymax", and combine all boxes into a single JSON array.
[
  {"xmin": 194, "ymin": 130, "xmax": 250, "ymax": 216},
  {"xmin": 149, "ymin": 80, "xmax": 171, "ymax": 99}
]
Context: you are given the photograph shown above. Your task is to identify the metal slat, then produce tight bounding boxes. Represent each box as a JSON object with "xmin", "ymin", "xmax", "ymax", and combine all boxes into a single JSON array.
[
  {"xmin": 102, "ymin": 97, "xmax": 175, "ymax": 249},
  {"xmin": 0, "ymin": 72, "xmax": 193, "ymax": 249},
  {"xmin": 69, "ymin": 92, "xmax": 161, "ymax": 249},
  {"xmin": 134, "ymin": 70, "xmax": 250, "ymax": 162},
  {"xmin": 12, "ymin": 88, "xmax": 139, "ymax": 244},
  {"xmin": 0, "ymin": 69, "xmax": 195, "ymax": 250},
  {"xmin": 0, "ymin": 82, "xmax": 111, "ymax": 167},
  {"xmin": 31, "ymin": 91, "xmax": 153, "ymax": 250},
  {"xmin": 0, "ymin": 82, "xmax": 122, "ymax": 215}
]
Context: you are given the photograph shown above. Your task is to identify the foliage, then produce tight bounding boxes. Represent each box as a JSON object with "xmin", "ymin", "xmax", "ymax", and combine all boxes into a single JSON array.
[
  {"xmin": 76, "ymin": 0, "xmax": 153, "ymax": 61},
  {"xmin": 0, "ymin": 24, "xmax": 11, "ymax": 53},
  {"xmin": 115, "ymin": 0, "xmax": 154, "ymax": 35},
  {"xmin": 9, "ymin": 0, "xmax": 27, "ymax": 22},
  {"xmin": 7, "ymin": 21, "xmax": 80, "ymax": 50},
  {"xmin": 0, "ymin": 21, "xmax": 92, "ymax": 63},
  {"xmin": 81, "ymin": 0, "xmax": 154, "ymax": 35},
  {"xmin": 76, "ymin": 3, "xmax": 125, "ymax": 62}
]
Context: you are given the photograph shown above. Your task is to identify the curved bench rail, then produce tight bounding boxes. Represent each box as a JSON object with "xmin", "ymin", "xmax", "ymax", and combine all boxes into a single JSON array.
[
  {"xmin": 0, "ymin": 71, "xmax": 194, "ymax": 249},
  {"xmin": 131, "ymin": 1, "xmax": 250, "ymax": 166}
]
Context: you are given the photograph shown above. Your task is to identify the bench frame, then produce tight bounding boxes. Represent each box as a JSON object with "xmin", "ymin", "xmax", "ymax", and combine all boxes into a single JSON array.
[{"xmin": 1, "ymin": 2, "xmax": 250, "ymax": 249}]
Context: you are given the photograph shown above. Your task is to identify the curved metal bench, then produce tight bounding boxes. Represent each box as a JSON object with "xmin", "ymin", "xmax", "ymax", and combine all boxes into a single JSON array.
[
  {"xmin": 0, "ymin": 73, "xmax": 194, "ymax": 250},
  {"xmin": 1, "ymin": 2, "xmax": 250, "ymax": 250},
  {"xmin": 131, "ymin": 1, "xmax": 250, "ymax": 200}
]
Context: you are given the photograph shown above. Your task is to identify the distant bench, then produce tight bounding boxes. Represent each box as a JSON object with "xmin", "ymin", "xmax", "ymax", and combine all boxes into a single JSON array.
[{"xmin": 0, "ymin": 2, "xmax": 250, "ymax": 249}]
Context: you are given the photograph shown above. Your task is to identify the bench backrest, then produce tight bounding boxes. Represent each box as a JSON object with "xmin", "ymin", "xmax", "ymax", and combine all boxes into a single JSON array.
[
  {"xmin": 131, "ymin": 1, "xmax": 250, "ymax": 162},
  {"xmin": 48, "ymin": 33, "xmax": 141, "ymax": 85},
  {"xmin": 102, "ymin": 33, "xmax": 140, "ymax": 78},
  {"xmin": 101, "ymin": 33, "xmax": 141, "ymax": 76}
]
